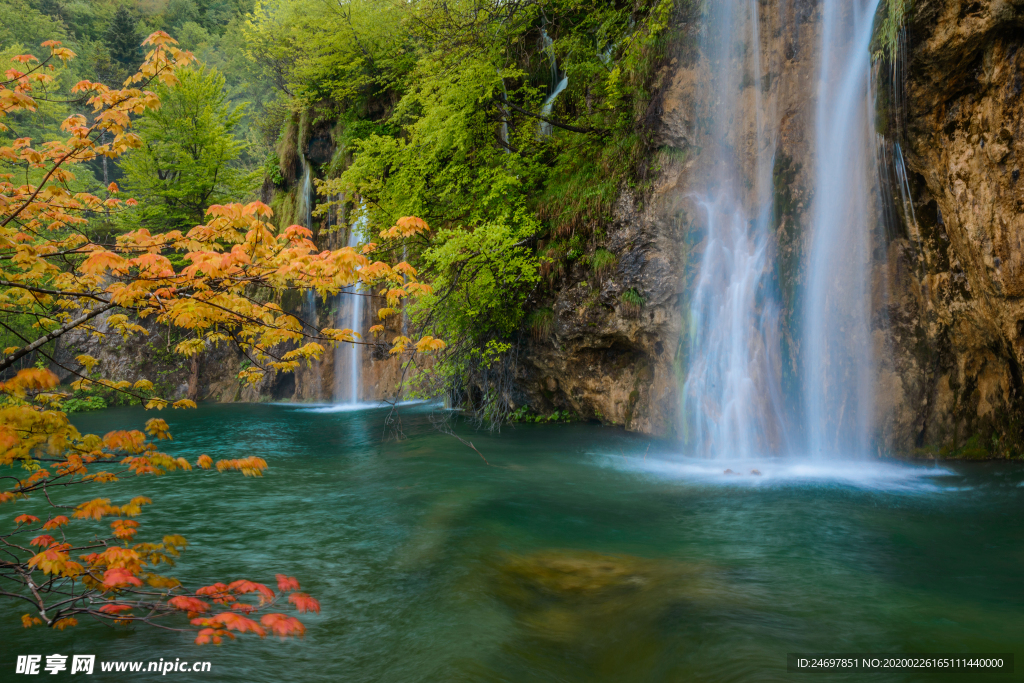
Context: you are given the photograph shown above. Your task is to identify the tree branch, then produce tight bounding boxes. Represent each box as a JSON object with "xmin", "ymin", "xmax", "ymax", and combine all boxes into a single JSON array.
[{"xmin": 0, "ymin": 301, "xmax": 115, "ymax": 373}]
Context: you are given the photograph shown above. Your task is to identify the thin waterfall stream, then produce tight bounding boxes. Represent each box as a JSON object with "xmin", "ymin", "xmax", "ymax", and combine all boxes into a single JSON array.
[{"xmin": 333, "ymin": 215, "xmax": 365, "ymax": 405}]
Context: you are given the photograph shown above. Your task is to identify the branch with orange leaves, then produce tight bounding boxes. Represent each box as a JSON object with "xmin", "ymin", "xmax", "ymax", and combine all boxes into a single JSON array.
[{"xmin": 0, "ymin": 375, "xmax": 317, "ymax": 640}]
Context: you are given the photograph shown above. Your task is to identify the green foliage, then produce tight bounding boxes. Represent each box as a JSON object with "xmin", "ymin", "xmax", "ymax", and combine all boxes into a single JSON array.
[
  {"xmin": 591, "ymin": 248, "xmax": 617, "ymax": 277},
  {"xmin": 510, "ymin": 405, "xmax": 575, "ymax": 423},
  {"xmin": 529, "ymin": 308, "xmax": 555, "ymax": 340},
  {"xmin": 105, "ymin": 4, "xmax": 139, "ymax": 67},
  {"xmin": 118, "ymin": 67, "xmax": 258, "ymax": 233},
  {"xmin": 61, "ymin": 395, "xmax": 108, "ymax": 413},
  {"xmin": 232, "ymin": 0, "xmax": 676, "ymax": 415},
  {"xmin": 874, "ymin": 0, "xmax": 908, "ymax": 63},
  {"xmin": 621, "ymin": 288, "xmax": 645, "ymax": 316}
]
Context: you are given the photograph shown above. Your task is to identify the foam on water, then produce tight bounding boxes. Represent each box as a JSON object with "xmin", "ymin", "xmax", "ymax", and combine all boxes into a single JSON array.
[
  {"xmin": 596, "ymin": 452, "xmax": 957, "ymax": 492},
  {"xmin": 289, "ymin": 399, "xmax": 429, "ymax": 414}
]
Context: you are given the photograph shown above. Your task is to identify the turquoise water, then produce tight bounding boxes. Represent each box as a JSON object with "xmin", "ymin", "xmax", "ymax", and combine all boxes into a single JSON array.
[{"xmin": 2, "ymin": 403, "xmax": 1022, "ymax": 682}]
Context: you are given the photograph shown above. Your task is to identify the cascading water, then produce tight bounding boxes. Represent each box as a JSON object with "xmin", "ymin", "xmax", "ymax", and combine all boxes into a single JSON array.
[
  {"xmin": 682, "ymin": 0, "xmax": 882, "ymax": 461},
  {"xmin": 538, "ymin": 27, "xmax": 568, "ymax": 136},
  {"xmin": 803, "ymin": 0, "xmax": 881, "ymax": 458},
  {"xmin": 681, "ymin": 0, "xmax": 787, "ymax": 459},
  {"xmin": 333, "ymin": 214, "xmax": 365, "ymax": 405},
  {"xmin": 298, "ymin": 153, "xmax": 317, "ymax": 319}
]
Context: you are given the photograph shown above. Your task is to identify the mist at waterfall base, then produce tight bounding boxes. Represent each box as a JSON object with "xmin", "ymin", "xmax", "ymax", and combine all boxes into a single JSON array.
[
  {"xmin": 681, "ymin": 0, "xmax": 885, "ymax": 466},
  {"xmin": 8, "ymin": 404, "xmax": 1015, "ymax": 683}
]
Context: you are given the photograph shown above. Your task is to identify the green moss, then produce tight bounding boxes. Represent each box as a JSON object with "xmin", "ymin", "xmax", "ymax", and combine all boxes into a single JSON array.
[
  {"xmin": 592, "ymin": 248, "xmax": 618, "ymax": 278},
  {"xmin": 621, "ymin": 288, "xmax": 645, "ymax": 316},
  {"xmin": 529, "ymin": 308, "xmax": 555, "ymax": 340}
]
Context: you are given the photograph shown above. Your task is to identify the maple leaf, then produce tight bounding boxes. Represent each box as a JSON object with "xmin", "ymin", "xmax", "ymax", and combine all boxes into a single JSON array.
[
  {"xmin": 29, "ymin": 534, "xmax": 56, "ymax": 548},
  {"xmin": 98, "ymin": 603, "xmax": 133, "ymax": 615},
  {"xmin": 54, "ymin": 617, "xmax": 78, "ymax": 630},
  {"xmin": 73, "ymin": 498, "xmax": 114, "ymax": 520},
  {"xmin": 168, "ymin": 596, "xmax": 209, "ymax": 613},
  {"xmin": 260, "ymin": 613, "xmax": 306, "ymax": 638},
  {"xmin": 42, "ymin": 515, "xmax": 69, "ymax": 530},
  {"xmin": 197, "ymin": 455, "xmax": 213, "ymax": 469},
  {"xmin": 21, "ymin": 614, "xmax": 43, "ymax": 628},
  {"xmin": 205, "ymin": 612, "xmax": 265, "ymax": 637},
  {"xmin": 14, "ymin": 514, "xmax": 39, "ymax": 525},
  {"xmin": 288, "ymin": 593, "xmax": 320, "ymax": 614},
  {"xmin": 145, "ymin": 418, "xmax": 172, "ymax": 440},
  {"xmin": 102, "ymin": 567, "xmax": 143, "ymax": 588},
  {"xmin": 275, "ymin": 575, "xmax": 300, "ymax": 592},
  {"xmin": 227, "ymin": 579, "xmax": 275, "ymax": 600}
]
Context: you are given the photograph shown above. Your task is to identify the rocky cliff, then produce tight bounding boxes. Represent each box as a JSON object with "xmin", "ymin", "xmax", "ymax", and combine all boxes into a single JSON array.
[{"xmin": 878, "ymin": 0, "xmax": 1024, "ymax": 455}]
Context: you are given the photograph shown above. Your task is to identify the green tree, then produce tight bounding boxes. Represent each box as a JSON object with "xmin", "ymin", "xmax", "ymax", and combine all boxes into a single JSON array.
[
  {"xmin": 118, "ymin": 66, "xmax": 258, "ymax": 233},
  {"xmin": 106, "ymin": 4, "xmax": 140, "ymax": 67}
]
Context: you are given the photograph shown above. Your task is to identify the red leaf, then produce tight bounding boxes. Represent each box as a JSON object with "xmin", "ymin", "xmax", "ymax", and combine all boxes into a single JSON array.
[
  {"xmin": 98, "ymin": 603, "xmax": 133, "ymax": 615},
  {"xmin": 275, "ymin": 574, "xmax": 300, "ymax": 592},
  {"xmin": 260, "ymin": 613, "xmax": 306, "ymax": 638},
  {"xmin": 288, "ymin": 593, "xmax": 320, "ymax": 614},
  {"xmin": 168, "ymin": 596, "xmax": 209, "ymax": 613},
  {"xmin": 102, "ymin": 567, "xmax": 142, "ymax": 588}
]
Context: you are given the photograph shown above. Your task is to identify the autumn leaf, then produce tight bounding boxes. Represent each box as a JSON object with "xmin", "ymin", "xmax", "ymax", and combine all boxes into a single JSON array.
[
  {"xmin": 261, "ymin": 613, "xmax": 306, "ymax": 638},
  {"xmin": 275, "ymin": 575, "xmax": 300, "ymax": 592},
  {"xmin": 42, "ymin": 515, "xmax": 69, "ymax": 530},
  {"xmin": 98, "ymin": 603, "xmax": 133, "ymax": 615},
  {"xmin": 102, "ymin": 567, "xmax": 143, "ymax": 588},
  {"xmin": 288, "ymin": 593, "xmax": 320, "ymax": 614},
  {"xmin": 168, "ymin": 596, "xmax": 210, "ymax": 613}
]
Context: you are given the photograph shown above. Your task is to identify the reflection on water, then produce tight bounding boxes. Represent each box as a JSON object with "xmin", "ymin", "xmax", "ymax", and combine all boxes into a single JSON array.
[{"xmin": 1, "ymin": 404, "xmax": 1020, "ymax": 682}]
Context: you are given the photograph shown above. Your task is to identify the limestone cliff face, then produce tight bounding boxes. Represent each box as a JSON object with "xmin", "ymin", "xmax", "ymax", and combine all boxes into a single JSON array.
[{"xmin": 878, "ymin": 0, "xmax": 1024, "ymax": 455}]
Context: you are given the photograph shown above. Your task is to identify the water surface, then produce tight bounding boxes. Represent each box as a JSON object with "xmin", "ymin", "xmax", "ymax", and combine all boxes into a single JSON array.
[{"xmin": 2, "ymin": 404, "xmax": 1021, "ymax": 682}]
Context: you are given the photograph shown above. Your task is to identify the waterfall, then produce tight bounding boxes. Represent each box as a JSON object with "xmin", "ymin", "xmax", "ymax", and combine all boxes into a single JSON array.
[
  {"xmin": 803, "ymin": 0, "xmax": 880, "ymax": 458},
  {"xmin": 298, "ymin": 154, "xmax": 317, "ymax": 320},
  {"xmin": 680, "ymin": 0, "xmax": 882, "ymax": 461},
  {"xmin": 538, "ymin": 27, "xmax": 568, "ymax": 136},
  {"xmin": 681, "ymin": 0, "xmax": 786, "ymax": 459},
  {"xmin": 333, "ymin": 212, "xmax": 365, "ymax": 405}
]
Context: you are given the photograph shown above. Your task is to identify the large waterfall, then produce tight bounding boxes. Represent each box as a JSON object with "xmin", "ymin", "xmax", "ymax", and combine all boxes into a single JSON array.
[{"xmin": 682, "ymin": 0, "xmax": 881, "ymax": 460}]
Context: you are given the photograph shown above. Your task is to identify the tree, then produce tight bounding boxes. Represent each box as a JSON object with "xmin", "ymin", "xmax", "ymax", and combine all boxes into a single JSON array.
[
  {"xmin": 0, "ymin": 32, "xmax": 441, "ymax": 639},
  {"xmin": 105, "ymin": 4, "xmax": 140, "ymax": 68},
  {"xmin": 117, "ymin": 66, "xmax": 257, "ymax": 234}
]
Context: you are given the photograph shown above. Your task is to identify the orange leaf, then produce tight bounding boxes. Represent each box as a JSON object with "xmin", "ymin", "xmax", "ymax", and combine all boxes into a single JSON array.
[
  {"xmin": 168, "ymin": 596, "xmax": 210, "ymax": 613},
  {"xmin": 275, "ymin": 574, "xmax": 300, "ymax": 592},
  {"xmin": 288, "ymin": 593, "xmax": 320, "ymax": 614},
  {"xmin": 14, "ymin": 514, "xmax": 39, "ymax": 525},
  {"xmin": 102, "ymin": 567, "xmax": 142, "ymax": 588},
  {"xmin": 260, "ymin": 613, "xmax": 306, "ymax": 638},
  {"xmin": 98, "ymin": 603, "xmax": 133, "ymax": 615},
  {"xmin": 42, "ymin": 515, "xmax": 69, "ymax": 530}
]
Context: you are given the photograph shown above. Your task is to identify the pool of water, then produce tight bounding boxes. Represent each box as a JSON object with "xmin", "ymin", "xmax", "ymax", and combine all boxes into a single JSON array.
[{"xmin": 3, "ymin": 403, "xmax": 1022, "ymax": 682}]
